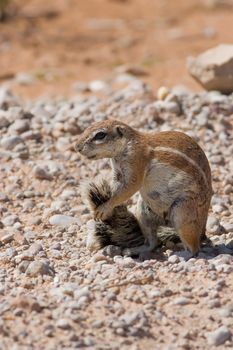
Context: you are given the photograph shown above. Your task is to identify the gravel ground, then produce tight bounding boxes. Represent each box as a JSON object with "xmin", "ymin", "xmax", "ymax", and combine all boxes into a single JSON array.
[{"xmin": 0, "ymin": 77, "xmax": 233, "ymax": 350}]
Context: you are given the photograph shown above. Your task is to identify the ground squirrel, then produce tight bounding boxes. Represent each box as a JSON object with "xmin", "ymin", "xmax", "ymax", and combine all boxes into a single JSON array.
[{"xmin": 75, "ymin": 119, "xmax": 212, "ymax": 256}]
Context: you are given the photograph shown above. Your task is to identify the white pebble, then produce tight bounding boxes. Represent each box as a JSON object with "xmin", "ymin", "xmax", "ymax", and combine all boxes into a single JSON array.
[{"xmin": 206, "ymin": 326, "xmax": 231, "ymax": 346}]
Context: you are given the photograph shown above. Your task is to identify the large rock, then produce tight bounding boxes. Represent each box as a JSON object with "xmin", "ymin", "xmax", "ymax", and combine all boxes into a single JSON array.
[{"xmin": 187, "ymin": 44, "xmax": 233, "ymax": 93}]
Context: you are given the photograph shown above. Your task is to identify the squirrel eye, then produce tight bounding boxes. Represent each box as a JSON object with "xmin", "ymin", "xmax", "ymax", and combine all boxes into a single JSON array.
[{"xmin": 92, "ymin": 131, "xmax": 107, "ymax": 141}]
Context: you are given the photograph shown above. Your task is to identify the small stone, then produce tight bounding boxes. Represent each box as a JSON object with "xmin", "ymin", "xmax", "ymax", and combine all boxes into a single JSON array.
[
  {"xmin": 221, "ymin": 222, "xmax": 233, "ymax": 233},
  {"xmin": 102, "ymin": 245, "xmax": 122, "ymax": 257},
  {"xmin": 89, "ymin": 80, "xmax": 109, "ymax": 92},
  {"xmin": 16, "ymin": 72, "xmax": 35, "ymax": 85},
  {"xmin": 215, "ymin": 264, "xmax": 233, "ymax": 273},
  {"xmin": 121, "ymin": 257, "xmax": 136, "ymax": 268},
  {"xmin": 14, "ymin": 231, "xmax": 28, "ymax": 245},
  {"xmin": 0, "ymin": 232, "xmax": 14, "ymax": 244},
  {"xmin": 157, "ymin": 86, "xmax": 170, "ymax": 100},
  {"xmin": 0, "ymin": 87, "xmax": 19, "ymax": 107},
  {"xmin": 5, "ymin": 247, "xmax": 17, "ymax": 258},
  {"xmin": 83, "ymin": 337, "xmax": 95, "ymax": 346},
  {"xmin": 51, "ymin": 242, "xmax": 61, "ymax": 250},
  {"xmin": 195, "ymin": 108, "xmax": 209, "ymax": 126},
  {"xmin": 207, "ymin": 215, "xmax": 219, "ymax": 230},
  {"xmin": 213, "ymin": 254, "xmax": 233, "ymax": 265},
  {"xmin": 33, "ymin": 166, "xmax": 53, "ymax": 181},
  {"xmin": 92, "ymin": 320, "xmax": 104, "ymax": 329},
  {"xmin": 15, "ymin": 144, "xmax": 29, "ymax": 159},
  {"xmin": 0, "ymin": 135, "xmax": 24, "ymax": 150},
  {"xmin": 74, "ymin": 286, "xmax": 90, "ymax": 300},
  {"xmin": 60, "ymin": 189, "xmax": 76, "ymax": 200},
  {"xmin": 149, "ymin": 290, "xmax": 162, "ymax": 298},
  {"xmin": 9, "ymin": 119, "xmax": 30, "ymax": 134},
  {"xmin": 208, "ymin": 299, "xmax": 221, "ymax": 309},
  {"xmin": 113, "ymin": 255, "xmax": 123, "ymax": 264},
  {"xmin": 0, "ymin": 114, "xmax": 10, "ymax": 128},
  {"xmin": 173, "ymin": 297, "xmax": 190, "ymax": 305},
  {"xmin": 28, "ymin": 242, "xmax": 44, "ymax": 256},
  {"xmin": 168, "ymin": 255, "xmax": 180, "ymax": 264},
  {"xmin": 121, "ymin": 310, "xmax": 147, "ymax": 326},
  {"xmin": 13, "ymin": 222, "xmax": 22, "ymax": 230},
  {"xmin": 26, "ymin": 260, "xmax": 53, "ymax": 277},
  {"xmin": 28, "ymin": 216, "xmax": 42, "ymax": 226},
  {"xmin": 219, "ymin": 307, "xmax": 232, "ymax": 318},
  {"xmin": 2, "ymin": 214, "xmax": 19, "ymax": 226},
  {"xmin": 210, "ymin": 155, "xmax": 224, "ymax": 165},
  {"xmin": 24, "ymin": 230, "xmax": 36, "ymax": 242},
  {"xmin": 0, "ymin": 192, "xmax": 9, "ymax": 202},
  {"xmin": 153, "ymin": 100, "xmax": 180, "ymax": 114},
  {"xmin": 49, "ymin": 214, "xmax": 81, "ymax": 227},
  {"xmin": 44, "ymin": 324, "xmax": 55, "ymax": 337},
  {"xmin": 206, "ymin": 326, "xmax": 231, "ymax": 346},
  {"xmin": 91, "ymin": 253, "xmax": 109, "ymax": 262},
  {"xmin": 212, "ymin": 204, "xmax": 225, "ymax": 214},
  {"xmin": 56, "ymin": 319, "xmax": 71, "ymax": 330},
  {"xmin": 18, "ymin": 261, "xmax": 30, "ymax": 273}
]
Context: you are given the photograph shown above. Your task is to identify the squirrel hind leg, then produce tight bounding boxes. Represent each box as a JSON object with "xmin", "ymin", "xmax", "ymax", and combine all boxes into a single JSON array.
[
  {"xmin": 122, "ymin": 197, "xmax": 159, "ymax": 256},
  {"xmin": 198, "ymin": 197, "xmax": 212, "ymax": 243},
  {"xmin": 170, "ymin": 198, "xmax": 201, "ymax": 256}
]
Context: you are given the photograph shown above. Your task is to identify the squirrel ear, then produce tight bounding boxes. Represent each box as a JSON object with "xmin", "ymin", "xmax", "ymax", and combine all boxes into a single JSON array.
[{"xmin": 116, "ymin": 125, "xmax": 125, "ymax": 137}]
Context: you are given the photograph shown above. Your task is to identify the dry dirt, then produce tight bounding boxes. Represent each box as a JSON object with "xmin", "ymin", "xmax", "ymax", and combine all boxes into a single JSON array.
[{"xmin": 0, "ymin": 0, "xmax": 233, "ymax": 99}]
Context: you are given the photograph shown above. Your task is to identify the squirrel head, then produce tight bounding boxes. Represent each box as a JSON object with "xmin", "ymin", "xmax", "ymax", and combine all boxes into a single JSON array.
[{"xmin": 74, "ymin": 119, "xmax": 135, "ymax": 160}]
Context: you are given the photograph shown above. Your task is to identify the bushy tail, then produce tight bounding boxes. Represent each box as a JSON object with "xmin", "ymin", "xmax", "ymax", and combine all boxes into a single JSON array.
[
  {"xmin": 81, "ymin": 178, "xmax": 145, "ymax": 251},
  {"xmin": 81, "ymin": 178, "xmax": 112, "ymax": 213}
]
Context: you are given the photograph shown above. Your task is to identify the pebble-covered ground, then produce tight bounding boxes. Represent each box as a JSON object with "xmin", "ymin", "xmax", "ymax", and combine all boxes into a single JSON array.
[{"xmin": 0, "ymin": 77, "xmax": 233, "ymax": 350}]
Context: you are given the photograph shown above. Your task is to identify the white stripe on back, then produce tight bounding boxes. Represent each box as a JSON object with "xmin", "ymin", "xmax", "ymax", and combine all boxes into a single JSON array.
[{"xmin": 154, "ymin": 146, "xmax": 208, "ymax": 188}]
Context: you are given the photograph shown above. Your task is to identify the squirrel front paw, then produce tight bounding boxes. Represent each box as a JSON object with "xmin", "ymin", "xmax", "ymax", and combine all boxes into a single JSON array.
[{"xmin": 94, "ymin": 202, "xmax": 113, "ymax": 221}]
